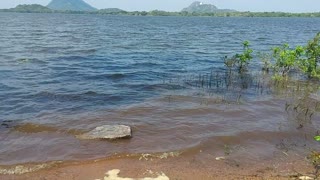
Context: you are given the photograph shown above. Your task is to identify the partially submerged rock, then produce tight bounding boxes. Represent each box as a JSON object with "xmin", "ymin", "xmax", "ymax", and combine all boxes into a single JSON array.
[{"xmin": 77, "ymin": 125, "xmax": 131, "ymax": 140}]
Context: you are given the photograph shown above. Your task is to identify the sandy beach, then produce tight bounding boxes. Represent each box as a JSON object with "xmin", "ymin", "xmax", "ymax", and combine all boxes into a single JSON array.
[{"xmin": 1, "ymin": 141, "xmax": 317, "ymax": 180}]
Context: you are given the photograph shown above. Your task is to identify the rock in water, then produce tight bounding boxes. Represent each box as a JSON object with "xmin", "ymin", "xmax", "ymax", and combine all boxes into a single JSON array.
[{"xmin": 77, "ymin": 125, "xmax": 131, "ymax": 140}]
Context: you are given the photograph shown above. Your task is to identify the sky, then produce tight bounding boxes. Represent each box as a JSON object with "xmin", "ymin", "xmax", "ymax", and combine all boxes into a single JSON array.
[{"xmin": 1, "ymin": 0, "xmax": 320, "ymax": 13}]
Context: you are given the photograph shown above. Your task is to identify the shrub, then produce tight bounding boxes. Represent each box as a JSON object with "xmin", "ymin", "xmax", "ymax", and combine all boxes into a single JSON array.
[
  {"xmin": 300, "ymin": 32, "xmax": 320, "ymax": 78},
  {"xmin": 272, "ymin": 44, "xmax": 304, "ymax": 77},
  {"xmin": 224, "ymin": 41, "xmax": 253, "ymax": 72},
  {"xmin": 235, "ymin": 41, "xmax": 254, "ymax": 71}
]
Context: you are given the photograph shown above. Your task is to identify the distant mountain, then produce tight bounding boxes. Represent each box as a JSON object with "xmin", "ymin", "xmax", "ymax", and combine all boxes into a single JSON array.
[
  {"xmin": 47, "ymin": 0, "xmax": 97, "ymax": 11},
  {"xmin": 182, "ymin": 1, "xmax": 236, "ymax": 13}
]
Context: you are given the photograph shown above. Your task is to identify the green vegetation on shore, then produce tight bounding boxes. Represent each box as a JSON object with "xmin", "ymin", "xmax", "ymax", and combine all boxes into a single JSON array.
[
  {"xmin": 0, "ymin": 4, "xmax": 53, "ymax": 13},
  {"xmin": 1, "ymin": 4, "xmax": 320, "ymax": 17},
  {"xmin": 225, "ymin": 32, "xmax": 320, "ymax": 80}
]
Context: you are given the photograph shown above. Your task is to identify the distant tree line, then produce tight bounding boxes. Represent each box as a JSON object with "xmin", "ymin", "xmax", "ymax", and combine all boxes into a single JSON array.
[
  {"xmin": 0, "ymin": 4, "xmax": 53, "ymax": 13},
  {"xmin": 1, "ymin": 4, "xmax": 320, "ymax": 18}
]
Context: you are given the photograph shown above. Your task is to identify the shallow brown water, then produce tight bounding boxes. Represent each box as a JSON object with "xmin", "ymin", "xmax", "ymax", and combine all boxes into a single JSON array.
[{"xmin": 1, "ymin": 91, "xmax": 319, "ymax": 168}]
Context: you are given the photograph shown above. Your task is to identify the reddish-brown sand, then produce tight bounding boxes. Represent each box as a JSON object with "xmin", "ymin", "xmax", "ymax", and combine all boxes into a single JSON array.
[{"xmin": 0, "ymin": 149, "xmax": 316, "ymax": 180}]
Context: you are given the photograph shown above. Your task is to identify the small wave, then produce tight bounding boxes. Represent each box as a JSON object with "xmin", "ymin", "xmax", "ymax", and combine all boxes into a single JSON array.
[
  {"xmin": 115, "ymin": 83, "xmax": 186, "ymax": 92},
  {"xmin": 108, "ymin": 73, "xmax": 127, "ymax": 79},
  {"xmin": 142, "ymin": 84, "xmax": 186, "ymax": 91},
  {"xmin": 71, "ymin": 48, "xmax": 97, "ymax": 54},
  {"xmin": 0, "ymin": 120, "xmax": 15, "ymax": 129},
  {"xmin": 0, "ymin": 83, "xmax": 18, "ymax": 92},
  {"xmin": 16, "ymin": 58, "xmax": 47, "ymax": 64},
  {"xmin": 29, "ymin": 91, "xmax": 123, "ymax": 103},
  {"xmin": 12, "ymin": 123, "xmax": 58, "ymax": 134},
  {"xmin": 255, "ymin": 36, "xmax": 268, "ymax": 40},
  {"xmin": 87, "ymin": 73, "xmax": 127, "ymax": 81},
  {"xmin": 54, "ymin": 56, "xmax": 89, "ymax": 61},
  {"xmin": 194, "ymin": 51, "xmax": 214, "ymax": 55},
  {"xmin": 35, "ymin": 46, "xmax": 72, "ymax": 54},
  {"xmin": 131, "ymin": 62, "xmax": 161, "ymax": 68},
  {"xmin": 0, "ymin": 161, "xmax": 61, "ymax": 175},
  {"xmin": 11, "ymin": 122, "xmax": 85, "ymax": 135},
  {"xmin": 83, "ymin": 91, "xmax": 98, "ymax": 95}
]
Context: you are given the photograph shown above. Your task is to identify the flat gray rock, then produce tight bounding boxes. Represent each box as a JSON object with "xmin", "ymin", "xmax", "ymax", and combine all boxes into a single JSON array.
[{"xmin": 77, "ymin": 125, "xmax": 131, "ymax": 140}]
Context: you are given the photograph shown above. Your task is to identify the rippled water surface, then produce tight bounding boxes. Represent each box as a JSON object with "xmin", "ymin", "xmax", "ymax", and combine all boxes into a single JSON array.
[{"xmin": 1, "ymin": 13, "xmax": 320, "ymax": 165}]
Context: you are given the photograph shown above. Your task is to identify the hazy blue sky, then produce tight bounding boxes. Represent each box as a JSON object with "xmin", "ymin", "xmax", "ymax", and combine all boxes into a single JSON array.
[{"xmin": 1, "ymin": 0, "xmax": 320, "ymax": 13}]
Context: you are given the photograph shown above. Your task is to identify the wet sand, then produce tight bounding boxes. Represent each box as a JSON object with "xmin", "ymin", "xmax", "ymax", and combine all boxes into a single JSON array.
[
  {"xmin": 0, "ymin": 148, "xmax": 316, "ymax": 180},
  {"xmin": 1, "ymin": 124, "xmax": 319, "ymax": 179}
]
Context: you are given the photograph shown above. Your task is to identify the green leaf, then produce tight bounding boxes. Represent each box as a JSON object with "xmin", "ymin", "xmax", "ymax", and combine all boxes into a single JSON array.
[{"xmin": 314, "ymin": 136, "xmax": 320, "ymax": 141}]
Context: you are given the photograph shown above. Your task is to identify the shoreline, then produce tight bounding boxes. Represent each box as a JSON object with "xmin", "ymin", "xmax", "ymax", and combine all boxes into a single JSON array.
[
  {"xmin": 0, "ymin": 148, "xmax": 316, "ymax": 180},
  {"xmin": 1, "ymin": 95, "xmax": 319, "ymax": 179}
]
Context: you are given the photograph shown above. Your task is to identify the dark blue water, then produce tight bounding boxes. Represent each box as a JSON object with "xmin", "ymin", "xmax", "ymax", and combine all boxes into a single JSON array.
[{"xmin": 1, "ymin": 13, "xmax": 320, "ymax": 165}]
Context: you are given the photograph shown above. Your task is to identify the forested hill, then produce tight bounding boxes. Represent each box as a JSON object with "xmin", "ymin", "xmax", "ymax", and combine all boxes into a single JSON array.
[
  {"xmin": 47, "ymin": 0, "xmax": 96, "ymax": 11},
  {"xmin": 182, "ymin": 1, "xmax": 235, "ymax": 13}
]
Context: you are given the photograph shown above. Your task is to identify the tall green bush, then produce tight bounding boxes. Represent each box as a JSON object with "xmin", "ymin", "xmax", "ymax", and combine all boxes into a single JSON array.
[
  {"xmin": 224, "ymin": 41, "xmax": 253, "ymax": 73},
  {"xmin": 236, "ymin": 41, "xmax": 253, "ymax": 71},
  {"xmin": 300, "ymin": 32, "xmax": 320, "ymax": 78},
  {"xmin": 272, "ymin": 44, "xmax": 304, "ymax": 77}
]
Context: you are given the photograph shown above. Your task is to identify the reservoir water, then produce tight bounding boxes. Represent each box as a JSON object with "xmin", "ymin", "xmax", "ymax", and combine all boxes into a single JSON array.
[{"xmin": 0, "ymin": 13, "xmax": 320, "ymax": 167}]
